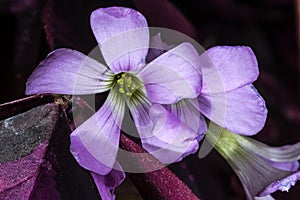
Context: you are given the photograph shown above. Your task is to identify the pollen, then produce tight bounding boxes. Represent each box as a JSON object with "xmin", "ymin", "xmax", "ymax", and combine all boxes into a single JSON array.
[
  {"xmin": 115, "ymin": 72, "xmax": 142, "ymax": 97},
  {"xmin": 119, "ymin": 88, "xmax": 125, "ymax": 93}
]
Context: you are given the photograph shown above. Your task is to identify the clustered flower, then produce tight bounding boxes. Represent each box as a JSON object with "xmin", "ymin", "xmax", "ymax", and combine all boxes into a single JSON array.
[{"xmin": 26, "ymin": 6, "xmax": 300, "ymax": 200}]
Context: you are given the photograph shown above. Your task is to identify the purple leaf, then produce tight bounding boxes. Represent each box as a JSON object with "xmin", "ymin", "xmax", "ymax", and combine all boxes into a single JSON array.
[{"xmin": 0, "ymin": 95, "xmax": 100, "ymax": 199}]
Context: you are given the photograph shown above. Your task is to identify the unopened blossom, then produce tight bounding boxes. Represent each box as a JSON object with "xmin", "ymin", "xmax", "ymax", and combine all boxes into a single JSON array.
[
  {"xmin": 25, "ymin": 6, "xmax": 204, "ymax": 199},
  {"xmin": 205, "ymin": 123, "xmax": 300, "ymax": 200}
]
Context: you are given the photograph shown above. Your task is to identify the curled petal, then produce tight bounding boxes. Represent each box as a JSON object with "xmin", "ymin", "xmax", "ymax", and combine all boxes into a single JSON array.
[
  {"xmin": 91, "ymin": 162, "xmax": 125, "ymax": 200},
  {"xmin": 70, "ymin": 90, "xmax": 125, "ymax": 175},
  {"xmin": 255, "ymin": 195, "xmax": 275, "ymax": 200},
  {"xmin": 259, "ymin": 171, "xmax": 300, "ymax": 197},
  {"xmin": 26, "ymin": 48, "xmax": 113, "ymax": 95},
  {"xmin": 200, "ymin": 46, "xmax": 259, "ymax": 94},
  {"xmin": 197, "ymin": 84, "xmax": 267, "ymax": 136},
  {"xmin": 142, "ymin": 104, "xmax": 200, "ymax": 164},
  {"xmin": 90, "ymin": 7, "xmax": 149, "ymax": 73},
  {"xmin": 139, "ymin": 43, "xmax": 202, "ymax": 104},
  {"xmin": 262, "ymin": 159, "xmax": 299, "ymax": 172},
  {"xmin": 239, "ymin": 136, "xmax": 300, "ymax": 163}
]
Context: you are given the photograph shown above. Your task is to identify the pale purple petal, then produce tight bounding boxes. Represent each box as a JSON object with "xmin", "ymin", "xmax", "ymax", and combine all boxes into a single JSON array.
[
  {"xmin": 262, "ymin": 159, "xmax": 299, "ymax": 172},
  {"xmin": 255, "ymin": 195, "xmax": 275, "ymax": 200},
  {"xmin": 141, "ymin": 104, "xmax": 199, "ymax": 164},
  {"xmin": 146, "ymin": 33, "xmax": 169, "ymax": 63},
  {"xmin": 90, "ymin": 7, "xmax": 149, "ymax": 73},
  {"xmin": 70, "ymin": 90, "xmax": 125, "ymax": 175},
  {"xmin": 197, "ymin": 84, "xmax": 267, "ymax": 135},
  {"xmin": 200, "ymin": 46, "xmax": 259, "ymax": 94},
  {"xmin": 26, "ymin": 48, "xmax": 113, "ymax": 95},
  {"xmin": 240, "ymin": 137, "xmax": 300, "ymax": 163},
  {"xmin": 91, "ymin": 163, "xmax": 125, "ymax": 200},
  {"xmin": 259, "ymin": 171, "xmax": 300, "ymax": 196},
  {"xmin": 127, "ymin": 91, "xmax": 153, "ymax": 139},
  {"xmin": 139, "ymin": 43, "xmax": 202, "ymax": 104},
  {"xmin": 166, "ymin": 99, "xmax": 207, "ymax": 140}
]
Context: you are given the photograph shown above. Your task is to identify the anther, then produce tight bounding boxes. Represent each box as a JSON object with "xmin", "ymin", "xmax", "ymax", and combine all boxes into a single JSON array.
[
  {"xmin": 117, "ymin": 79, "xmax": 123, "ymax": 85},
  {"xmin": 119, "ymin": 88, "xmax": 125, "ymax": 93}
]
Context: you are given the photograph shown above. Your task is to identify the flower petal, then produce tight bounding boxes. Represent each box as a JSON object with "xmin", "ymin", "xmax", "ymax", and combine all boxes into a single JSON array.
[
  {"xmin": 139, "ymin": 43, "xmax": 202, "ymax": 104},
  {"xmin": 146, "ymin": 33, "xmax": 168, "ymax": 63},
  {"xmin": 255, "ymin": 195, "xmax": 275, "ymax": 200},
  {"xmin": 127, "ymin": 90, "xmax": 153, "ymax": 139},
  {"xmin": 206, "ymin": 128, "xmax": 293, "ymax": 199},
  {"xmin": 239, "ymin": 136, "xmax": 300, "ymax": 163},
  {"xmin": 200, "ymin": 46, "xmax": 259, "ymax": 94},
  {"xmin": 197, "ymin": 84, "xmax": 267, "ymax": 136},
  {"xmin": 166, "ymin": 99, "xmax": 207, "ymax": 140},
  {"xmin": 70, "ymin": 90, "xmax": 125, "ymax": 175},
  {"xmin": 259, "ymin": 171, "xmax": 300, "ymax": 197},
  {"xmin": 26, "ymin": 48, "xmax": 113, "ymax": 95},
  {"xmin": 90, "ymin": 7, "xmax": 149, "ymax": 73},
  {"xmin": 141, "ymin": 104, "xmax": 200, "ymax": 164},
  {"xmin": 262, "ymin": 159, "xmax": 299, "ymax": 172},
  {"xmin": 91, "ymin": 162, "xmax": 125, "ymax": 200}
]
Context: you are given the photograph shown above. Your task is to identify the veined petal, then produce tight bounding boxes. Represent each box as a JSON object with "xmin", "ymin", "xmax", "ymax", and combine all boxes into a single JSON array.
[
  {"xmin": 255, "ymin": 195, "xmax": 275, "ymax": 200},
  {"xmin": 139, "ymin": 43, "xmax": 202, "ymax": 104},
  {"xmin": 259, "ymin": 171, "xmax": 300, "ymax": 197},
  {"xmin": 90, "ymin": 7, "xmax": 149, "ymax": 73},
  {"xmin": 200, "ymin": 46, "xmax": 259, "ymax": 94},
  {"xmin": 91, "ymin": 162, "xmax": 125, "ymax": 200},
  {"xmin": 239, "ymin": 136, "xmax": 300, "ymax": 163},
  {"xmin": 70, "ymin": 89, "xmax": 125, "ymax": 175},
  {"xmin": 197, "ymin": 84, "xmax": 267, "ymax": 136},
  {"xmin": 166, "ymin": 98, "xmax": 207, "ymax": 140},
  {"xmin": 26, "ymin": 48, "xmax": 113, "ymax": 95},
  {"xmin": 127, "ymin": 90, "xmax": 153, "ymax": 139},
  {"xmin": 142, "ymin": 104, "xmax": 200, "ymax": 164},
  {"xmin": 262, "ymin": 159, "xmax": 299, "ymax": 172}
]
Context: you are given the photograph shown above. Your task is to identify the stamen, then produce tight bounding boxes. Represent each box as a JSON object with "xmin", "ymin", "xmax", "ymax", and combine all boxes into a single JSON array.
[
  {"xmin": 117, "ymin": 79, "xmax": 124, "ymax": 85},
  {"xmin": 119, "ymin": 88, "xmax": 125, "ymax": 93},
  {"xmin": 115, "ymin": 72, "xmax": 142, "ymax": 97}
]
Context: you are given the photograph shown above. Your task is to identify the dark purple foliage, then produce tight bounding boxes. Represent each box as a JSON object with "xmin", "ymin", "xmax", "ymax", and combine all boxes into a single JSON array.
[{"xmin": 0, "ymin": 96, "xmax": 100, "ymax": 200}]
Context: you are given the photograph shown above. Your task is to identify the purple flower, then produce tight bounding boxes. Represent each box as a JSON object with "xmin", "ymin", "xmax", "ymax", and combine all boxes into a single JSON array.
[
  {"xmin": 194, "ymin": 46, "xmax": 300, "ymax": 199},
  {"xmin": 199, "ymin": 46, "xmax": 300, "ymax": 199},
  {"xmin": 196, "ymin": 46, "xmax": 267, "ymax": 136},
  {"xmin": 184, "ymin": 45, "xmax": 299, "ymax": 199},
  {"xmin": 146, "ymin": 39, "xmax": 299, "ymax": 199},
  {"xmin": 25, "ymin": 6, "xmax": 204, "ymax": 199},
  {"xmin": 144, "ymin": 45, "xmax": 268, "ymax": 161}
]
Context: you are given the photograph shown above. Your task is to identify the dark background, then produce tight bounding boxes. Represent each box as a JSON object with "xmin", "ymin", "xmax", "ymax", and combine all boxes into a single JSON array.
[{"xmin": 0, "ymin": 0, "xmax": 299, "ymax": 199}]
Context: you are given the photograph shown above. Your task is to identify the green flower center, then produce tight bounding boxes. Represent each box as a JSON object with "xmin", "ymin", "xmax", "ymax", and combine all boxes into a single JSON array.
[
  {"xmin": 205, "ymin": 122, "xmax": 240, "ymax": 159},
  {"xmin": 114, "ymin": 72, "xmax": 143, "ymax": 97}
]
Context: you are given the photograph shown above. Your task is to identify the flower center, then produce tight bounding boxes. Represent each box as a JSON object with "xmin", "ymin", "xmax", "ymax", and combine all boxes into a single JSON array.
[{"xmin": 115, "ymin": 72, "xmax": 142, "ymax": 97}]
